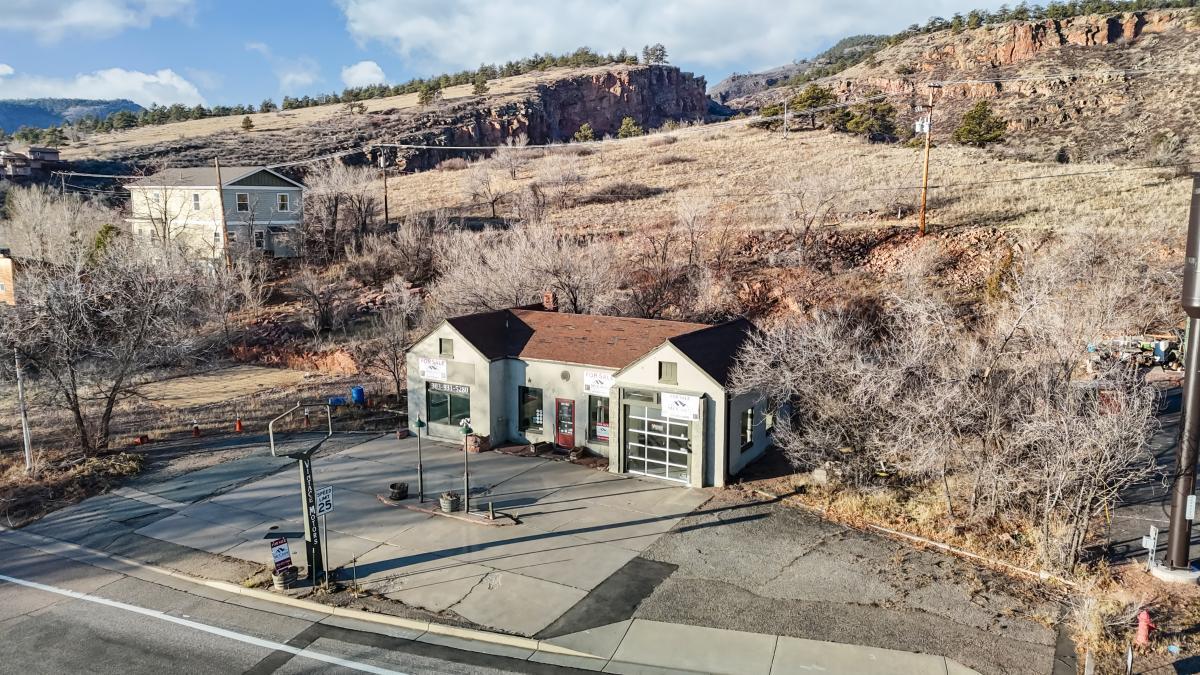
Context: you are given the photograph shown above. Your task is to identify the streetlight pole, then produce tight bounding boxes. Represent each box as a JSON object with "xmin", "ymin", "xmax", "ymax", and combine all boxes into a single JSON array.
[
  {"xmin": 415, "ymin": 417, "xmax": 426, "ymax": 503},
  {"xmin": 1167, "ymin": 173, "xmax": 1200, "ymax": 570},
  {"xmin": 14, "ymin": 348, "xmax": 33, "ymax": 474},
  {"xmin": 460, "ymin": 419, "xmax": 473, "ymax": 514}
]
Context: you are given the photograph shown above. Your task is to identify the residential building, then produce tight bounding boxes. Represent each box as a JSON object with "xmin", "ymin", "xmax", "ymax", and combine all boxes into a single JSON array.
[
  {"xmin": 24, "ymin": 146, "xmax": 61, "ymax": 170},
  {"xmin": 405, "ymin": 297, "xmax": 772, "ymax": 488},
  {"xmin": 125, "ymin": 166, "xmax": 305, "ymax": 259},
  {"xmin": 1, "ymin": 151, "xmax": 31, "ymax": 178}
]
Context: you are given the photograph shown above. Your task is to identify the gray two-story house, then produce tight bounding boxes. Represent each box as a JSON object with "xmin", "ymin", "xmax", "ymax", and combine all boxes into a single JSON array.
[{"xmin": 125, "ymin": 166, "xmax": 305, "ymax": 259}]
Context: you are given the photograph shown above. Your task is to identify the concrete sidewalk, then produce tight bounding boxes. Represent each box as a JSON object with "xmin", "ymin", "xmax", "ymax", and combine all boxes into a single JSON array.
[{"xmin": 0, "ymin": 524, "xmax": 977, "ymax": 674}]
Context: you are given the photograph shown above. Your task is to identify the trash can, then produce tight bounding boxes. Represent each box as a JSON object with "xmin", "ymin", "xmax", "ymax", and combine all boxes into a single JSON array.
[{"xmin": 350, "ymin": 386, "xmax": 366, "ymax": 407}]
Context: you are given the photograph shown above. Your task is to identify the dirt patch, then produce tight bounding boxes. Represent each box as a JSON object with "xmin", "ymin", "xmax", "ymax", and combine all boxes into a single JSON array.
[
  {"xmin": 0, "ymin": 449, "xmax": 142, "ymax": 527},
  {"xmin": 137, "ymin": 365, "xmax": 310, "ymax": 408}
]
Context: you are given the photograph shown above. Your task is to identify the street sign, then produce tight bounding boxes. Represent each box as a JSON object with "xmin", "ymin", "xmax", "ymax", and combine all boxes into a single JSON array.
[
  {"xmin": 1188, "ymin": 495, "xmax": 1197, "ymax": 520},
  {"xmin": 270, "ymin": 537, "xmax": 293, "ymax": 573},
  {"xmin": 316, "ymin": 485, "xmax": 334, "ymax": 516}
]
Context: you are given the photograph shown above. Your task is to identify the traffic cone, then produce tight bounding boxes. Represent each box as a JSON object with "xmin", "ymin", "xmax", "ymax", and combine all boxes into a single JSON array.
[
  {"xmin": 235, "ymin": 416, "xmax": 244, "ymax": 433},
  {"xmin": 192, "ymin": 421, "xmax": 201, "ymax": 437}
]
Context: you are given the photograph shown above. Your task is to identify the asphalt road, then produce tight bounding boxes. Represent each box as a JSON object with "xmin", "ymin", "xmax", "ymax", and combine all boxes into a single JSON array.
[{"xmin": 0, "ymin": 534, "xmax": 583, "ymax": 675}]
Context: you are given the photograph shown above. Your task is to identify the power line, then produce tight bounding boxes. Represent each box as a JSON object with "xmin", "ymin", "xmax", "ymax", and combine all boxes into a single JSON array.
[{"xmin": 930, "ymin": 65, "xmax": 1196, "ymax": 86}]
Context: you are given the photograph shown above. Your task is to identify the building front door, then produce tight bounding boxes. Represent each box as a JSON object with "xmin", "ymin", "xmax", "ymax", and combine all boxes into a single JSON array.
[{"xmin": 555, "ymin": 399, "xmax": 575, "ymax": 448}]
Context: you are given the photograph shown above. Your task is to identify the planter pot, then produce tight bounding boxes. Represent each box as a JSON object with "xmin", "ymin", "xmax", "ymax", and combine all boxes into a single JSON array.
[
  {"xmin": 440, "ymin": 494, "xmax": 461, "ymax": 513},
  {"xmin": 388, "ymin": 482, "xmax": 409, "ymax": 501}
]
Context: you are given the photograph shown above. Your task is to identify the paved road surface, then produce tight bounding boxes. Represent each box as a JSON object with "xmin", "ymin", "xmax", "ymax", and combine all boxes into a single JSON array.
[{"xmin": 0, "ymin": 533, "xmax": 581, "ymax": 675}]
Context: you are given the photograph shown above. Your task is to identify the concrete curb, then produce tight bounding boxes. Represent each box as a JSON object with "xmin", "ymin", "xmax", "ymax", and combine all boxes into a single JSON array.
[{"xmin": 0, "ymin": 526, "xmax": 594, "ymax": 660}]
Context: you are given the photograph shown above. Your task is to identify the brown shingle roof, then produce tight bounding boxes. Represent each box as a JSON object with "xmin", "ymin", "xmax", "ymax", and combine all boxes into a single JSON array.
[
  {"xmin": 125, "ymin": 166, "xmax": 268, "ymax": 188},
  {"xmin": 444, "ymin": 307, "xmax": 709, "ymax": 370}
]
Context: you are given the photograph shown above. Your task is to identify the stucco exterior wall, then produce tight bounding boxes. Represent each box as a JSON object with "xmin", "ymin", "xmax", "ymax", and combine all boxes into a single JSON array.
[
  {"xmin": 0, "ymin": 256, "xmax": 14, "ymax": 306},
  {"xmin": 507, "ymin": 360, "xmax": 617, "ymax": 456},
  {"xmin": 405, "ymin": 324, "xmax": 490, "ymax": 441},
  {"xmin": 727, "ymin": 390, "xmax": 770, "ymax": 476}
]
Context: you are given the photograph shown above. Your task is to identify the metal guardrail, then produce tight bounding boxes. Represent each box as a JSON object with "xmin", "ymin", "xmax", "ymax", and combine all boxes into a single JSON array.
[{"xmin": 268, "ymin": 402, "xmax": 333, "ymax": 458}]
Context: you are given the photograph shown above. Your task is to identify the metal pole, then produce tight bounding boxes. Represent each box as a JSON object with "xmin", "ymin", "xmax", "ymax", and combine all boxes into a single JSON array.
[
  {"xmin": 918, "ymin": 85, "xmax": 940, "ymax": 236},
  {"xmin": 380, "ymin": 151, "xmax": 390, "ymax": 227},
  {"xmin": 1167, "ymin": 173, "xmax": 1200, "ymax": 569},
  {"xmin": 299, "ymin": 457, "xmax": 324, "ymax": 585},
  {"xmin": 417, "ymin": 421, "xmax": 424, "ymax": 503},
  {"xmin": 463, "ymin": 434, "xmax": 470, "ymax": 514},
  {"xmin": 322, "ymin": 513, "xmax": 330, "ymax": 588},
  {"xmin": 782, "ymin": 100, "xmax": 788, "ymax": 140},
  {"xmin": 14, "ymin": 348, "xmax": 33, "ymax": 474}
]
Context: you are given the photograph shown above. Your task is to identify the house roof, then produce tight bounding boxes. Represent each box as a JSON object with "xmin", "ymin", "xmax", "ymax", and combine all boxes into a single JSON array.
[
  {"xmin": 125, "ymin": 166, "xmax": 303, "ymax": 189},
  {"xmin": 666, "ymin": 318, "xmax": 757, "ymax": 387},
  {"xmin": 443, "ymin": 308, "xmax": 711, "ymax": 370}
]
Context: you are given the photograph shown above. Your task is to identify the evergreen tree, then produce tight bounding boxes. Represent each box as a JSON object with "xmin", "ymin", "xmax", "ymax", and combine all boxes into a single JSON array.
[
  {"xmin": 616, "ymin": 116, "xmax": 644, "ymax": 138},
  {"xmin": 260, "ymin": 99, "xmax": 278, "ymax": 113},
  {"xmin": 641, "ymin": 43, "xmax": 668, "ymax": 65},
  {"xmin": 573, "ymin": 122, "xmax": 595, "ymax": 142},
  {"xmin": 789, "ymin": 84, "xmax": 838, "ymax": 128},
  {"xmin": 417, "ymin": 83, "xmax": 441, "ymax": 105},
  {"xmin": 472, "ymin": 73, "xmax": 489, "ymax": 96},
  {"xmin": 844, "ymin": 101, "xmax": 897, "ymax": 138},
  {"xmin": 952, "ymin": 100, "xmax": 1006, "ymax": 146},
  {"xmin": 241, "ymin": 116, "xmax": 255, "ymax": 132}
]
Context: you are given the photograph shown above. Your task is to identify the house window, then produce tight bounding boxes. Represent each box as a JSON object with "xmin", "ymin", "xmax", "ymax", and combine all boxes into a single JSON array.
[
  {"xmin": 227, "ymin": 231, "xmax": 237, "ymax": 243},
  {"xmin": 765, "ymin": 398, "xmax": 777, "ymax": 435},
  {"xmin": 236, "ymin": 193, "xmax": 249, "ymax": 212},
  {"xmin": 658, "ymin": 361, "xmax": 677, "ymax": 385},
  {"xmin": 427, "ymin": 382, "xmax": 470, "ymax": 426},
  {"xmin": 213, "ymin": 231, "xmax": 221, "ymax": 244},
  {"xmin": 253, "ymin": 231, "xmax": 265, "ymax": 249},
  {"xmin": 588, "ymin": 395, "xmax": 610, "ymax": 442},
  {"xmin": 740, "ymin": 407, "xmax": 754, "ymax": 449},
  {"xmin": 192, "ymin": 193, "xmax": 201, "ymax": 210},
  {"xmin": 0, "ymin": 282, "xmax": 6, "ymax": 292},
  {"xmin": 439, "ymin": 338, "xmax": 454, "ymax": 357},
  {"xmin": 518, "ymin": 386, "xmax": 544, "ymax": 432},
  {"xmin": 277, "ymin": 193, "xmax": 290, "ymax": 212}
]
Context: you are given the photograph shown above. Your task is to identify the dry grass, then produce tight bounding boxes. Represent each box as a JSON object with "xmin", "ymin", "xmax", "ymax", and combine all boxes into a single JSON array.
[{"xmin": 382, "ymin": 123, "xmax": 1191, "ymax": 238}]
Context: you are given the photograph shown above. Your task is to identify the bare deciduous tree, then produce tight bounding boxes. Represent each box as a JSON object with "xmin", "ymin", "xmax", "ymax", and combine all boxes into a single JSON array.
[{"xmin": 290, "ymin": 267, "xmax": 345, "ymax": 336}]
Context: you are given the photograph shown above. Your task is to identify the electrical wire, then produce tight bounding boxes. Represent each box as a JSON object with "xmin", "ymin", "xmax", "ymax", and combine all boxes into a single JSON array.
[{"xmin": 930, "ymin": 65, "xmax": 1197, "ymax": 86}]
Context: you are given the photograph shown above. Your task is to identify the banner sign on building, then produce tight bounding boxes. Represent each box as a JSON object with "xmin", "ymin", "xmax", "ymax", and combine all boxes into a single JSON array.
[
  {"xmin": 583, "ymin": 371, "xmax": 614, "ymax": 396},
  {"xmin": 661, "ymin": 393, "xmax": 700, "ymax": 421},
  {"xmin": 419, "ymin": 357, "xmax": 447, "ymax": 380}
]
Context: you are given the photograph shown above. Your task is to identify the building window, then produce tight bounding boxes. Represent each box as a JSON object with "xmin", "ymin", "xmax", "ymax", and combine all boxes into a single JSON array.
[
  {"xmin": 765, "ymin": 398, "xmax": 777, "ymax": 435},
  {"xmin": 277, "ymin": 193, "xmax": 290, "ymax": 212},
  {"xmin": 227, "ymin": 231, "xmax": 237, "ymax": 243},
  {"xmin": 236, "ymin": 193, "xmax": 249, "ymax": 212},
  {"xmin": 0, "ymin": 282, "xmax": 6, "ymax": 291},
  {"xmin": 253, "ymin": 231, "xmax": 265, "ymax": 249},
  {"xmin": 658, "ymin": 361, "xmax": 677, "ymax": 385},
  {"xmin": 518, "ymin": 386, "xmax": 544, "ymax": 432},
  {"xmin": 588, "ymin": 395, "xmax": 610, "ymax": 442},
  {"xmin": 427, "ymin": 382, "xmax": 470, "ymax": 426},
  {"xmin": 740, "ymin": 407, "xmax": 754, "ymax": 449},
  {"xmin": 213, "ymin": 231, "xmax": 221, "ymax": 244},
  {"xmin": 439, "ymin": 338, "xmax": 453, "ymax": 357},
  {"xmin": 192, "ymin": 193, "xmax": 201, "ymax": 210}
]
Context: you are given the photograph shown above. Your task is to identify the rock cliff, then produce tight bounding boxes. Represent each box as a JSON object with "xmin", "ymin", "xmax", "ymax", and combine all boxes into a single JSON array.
[
  {"xmin": 729, "ymin": 10, "xmax": 1200, "ymax": 161},
  {"xmin": 89, "ymin": 65, "xmax": 709, "ymax": 171}
]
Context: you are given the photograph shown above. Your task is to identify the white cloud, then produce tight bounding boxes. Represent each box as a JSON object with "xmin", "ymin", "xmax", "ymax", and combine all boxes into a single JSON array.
[
  {"xmin": 0, "ymin": 64, "xmax": 14, "ymax": 78},
  {"xmin": 341, "ymin": 60, "xmax": 386, "ymax": 88},
  {"xmin": 0, "ymin": 66, "xmax": 205, "ymax": 107},
  {"xmin": 246, "ymin": 42, "xmax": 320, "ymax": 93},
  {"xmin": 335, "ymin": 0, "xmax": 996, "ymax": 75},
  {"xmin": 0, "ymin": 0, "xmax": 194, "ymax": 43}
]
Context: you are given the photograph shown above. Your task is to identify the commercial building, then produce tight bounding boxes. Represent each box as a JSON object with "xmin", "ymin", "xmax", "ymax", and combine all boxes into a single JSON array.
[
  {"xmin": 125, "ymin": 166, "xmax": 304, "ymax": 259},
  {"xmin": 0, "ymin": 249, "xmax": 16, "ymax": 306},
  {"xmin": 405, "ymin": 297, "xmax": 772, "ymax": 488}
]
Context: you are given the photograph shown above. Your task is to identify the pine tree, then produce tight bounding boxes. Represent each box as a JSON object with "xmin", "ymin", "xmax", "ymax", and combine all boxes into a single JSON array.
[
  {"xmin": 241, "ymin": 116, "xmax": 255, "ymax": 132},
  {"xmin": 952, "ymin": 101, "xmax": 1006, "ymax": 146},
  {"xmin": 573, "ymin": 122, "xmax": 595, "ymax": 143},
  {"xmin": 616, "ymin": 116, "xmax": 644, "ymax": 138},
  {"xmin": 789, "ymin": 84, "xmax": 838, "ymax": 128},
  {"xmin": 472, "ymin": 73, "xmax": 489, "ymax": 96},
  {"xmin": 417, "ymin": 84, "xmax": 441, "ymax": 105},
  {"xmin": 641, "ymin": 43, "xmax": 668, "ymax": 65}
]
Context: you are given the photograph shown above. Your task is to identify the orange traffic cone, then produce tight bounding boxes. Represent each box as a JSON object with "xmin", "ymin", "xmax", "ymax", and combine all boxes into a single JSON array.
[
  {"xmin": 235, "ymin": 416, "xmax": 244, "ymax": 433},
  {"xmin": 192, "ymin": 422, "xmax": 201, "ymax": 437}
]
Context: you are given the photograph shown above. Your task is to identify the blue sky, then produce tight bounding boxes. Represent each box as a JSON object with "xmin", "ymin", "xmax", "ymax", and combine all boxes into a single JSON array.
[{"xmin": 0, "ymin": 0, "xmax": 1001, "ymax": 107}]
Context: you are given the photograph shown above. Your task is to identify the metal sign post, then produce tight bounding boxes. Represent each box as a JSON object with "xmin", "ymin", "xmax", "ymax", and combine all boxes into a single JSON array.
[
  {"xmin": 1143, "ymin": 525, "xmax": 1160, "ymax": 571},
  {"xmin": 460, "ymin": 419, "xmax": 473, "ymax": 514},
  {"xmin": 416, "ymin": 418, "xmax": 426, "ymax": 503},
  {"xmin": 299, "ymin": 458, "xmax": 323, "ymax": 586}
]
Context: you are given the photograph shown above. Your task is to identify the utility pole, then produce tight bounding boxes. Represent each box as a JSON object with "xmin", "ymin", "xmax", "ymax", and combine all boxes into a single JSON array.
[
  {"xmin": 1166, "ymin": 173, "xmax": 1200, "ymax": 570},
  {"xmin": 214, "ymin": 158, "xmax": 232, "ymax": 271},
  {"xmin": 379, "ymin": 149, "xmax": 390, "ymax": 227},
  {"xmin": 782, "ymin": 99, "xmax": 789, "ymax": 140},
  {"xmin": 918, "ymin": 84, "xmax": 941, "ymax": 236},
  {"xmin": 14, "ymin": 348, "xmax": 33, "ymax": 474}
]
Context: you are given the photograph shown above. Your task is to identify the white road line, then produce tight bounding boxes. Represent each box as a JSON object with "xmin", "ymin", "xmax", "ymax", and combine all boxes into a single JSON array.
[{"xmin": 0, "ymin": 573, "xmax": 408, "ymax": 675}]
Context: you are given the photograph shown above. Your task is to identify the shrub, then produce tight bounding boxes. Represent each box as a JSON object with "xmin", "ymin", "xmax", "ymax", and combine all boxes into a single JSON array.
[
  {"xmin": 573, "ymin": 122, "xmax": 595, "ymax": 142},
  {"xmin": 953, "ymin": 100, "xmax": 1006, "ymax": 146},
  {"xmin": 646, "ymin": 134, "xmax": 677, "ymax": 147},
  {"xmin": 436, "ymin": 157, "xmax": 470, "ymax": 171},
  {"xmin": 578, "ymin": 181, "xmax": 665, "ymax": 205},
  {"xmin": 241, "ymin": 116, "xmax": 254, "ymax": 132},
  {"xmin": 616, "ymin": 116, "xmax": 644, "ymax": 139}
]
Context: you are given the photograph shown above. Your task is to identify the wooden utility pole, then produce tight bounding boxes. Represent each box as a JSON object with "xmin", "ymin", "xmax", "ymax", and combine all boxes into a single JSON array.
[
  {"xmin": 214, "ymin": 158, "xmax": 232, "ymax": 270},
  {"xmin": 918, "ymin": 84, "xmax": 941, "ymax": 236},
  {"xmin": 380, "ymin": 149, "xmax": 390, "ymax": 227},
  {"xmin": 782, "ymin": 99, "xmax": 789, "ymax": 140}
]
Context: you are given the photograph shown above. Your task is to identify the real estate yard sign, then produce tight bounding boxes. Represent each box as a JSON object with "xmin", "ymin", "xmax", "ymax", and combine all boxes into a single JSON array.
[
  {"xmin": 661, "ymin": 393, "xmax": 700, "ymax": 421},
  {"xmin": 419, "ymin": 357, "xmax": 447, "ymax": 380},
  {"xmin": 270, "ymin": 537, "xmax": 293, "ymax": 573}
]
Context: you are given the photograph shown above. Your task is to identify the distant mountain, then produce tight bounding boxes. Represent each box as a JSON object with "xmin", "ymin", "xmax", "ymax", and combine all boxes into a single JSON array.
[
  {"xmin": 709, "ymin": 35, "xmax": 886, "ymax": 104},
  {"xmin": 0, "ymin": 98, "xmax": 144, "ymax": 132}
]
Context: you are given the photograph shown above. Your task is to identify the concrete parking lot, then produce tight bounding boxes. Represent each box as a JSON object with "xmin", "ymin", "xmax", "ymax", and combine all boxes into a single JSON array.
[{"xmin": 95, "ymin": 434, "xmax": 708, "ymax": 637}]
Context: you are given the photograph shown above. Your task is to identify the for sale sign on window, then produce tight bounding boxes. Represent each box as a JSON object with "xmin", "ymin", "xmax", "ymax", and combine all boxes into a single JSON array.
[
  {"xmin": 583, "ymin": 370, "xmax": 614, "ymax": 396},
  {"xmin": 419, "ymin": 357, "xmax": 447, "ymax": 380}
]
